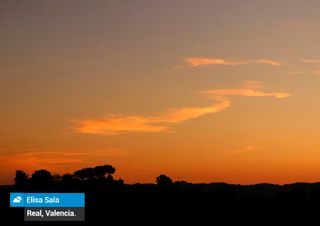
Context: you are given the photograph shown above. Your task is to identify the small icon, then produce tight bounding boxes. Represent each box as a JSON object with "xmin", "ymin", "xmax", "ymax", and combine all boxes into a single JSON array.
[
  {"xmin": 13, "ymin": 196, "xmax": 22, "ymax": 203},
  {"xmin": 10, "ymin": 193, "xmax": 24, "ymax": 207}
]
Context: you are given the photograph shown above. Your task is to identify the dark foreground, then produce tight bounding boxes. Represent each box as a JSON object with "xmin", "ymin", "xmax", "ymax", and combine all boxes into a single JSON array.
[{"xmin": 1, "ymin": 182, "xmax": 320, "ymax": 225}]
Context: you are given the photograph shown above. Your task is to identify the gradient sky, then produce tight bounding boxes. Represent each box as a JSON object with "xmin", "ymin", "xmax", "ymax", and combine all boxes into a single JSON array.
[{"xmin": 2, "ymin": 0, "xmax": 320, "ymax": 185}]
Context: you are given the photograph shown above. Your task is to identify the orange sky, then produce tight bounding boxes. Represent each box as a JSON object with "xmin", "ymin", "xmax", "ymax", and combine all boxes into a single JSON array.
[{"xmin": 2, "ymin": 1, "xmax": 320, "ymax": 185}]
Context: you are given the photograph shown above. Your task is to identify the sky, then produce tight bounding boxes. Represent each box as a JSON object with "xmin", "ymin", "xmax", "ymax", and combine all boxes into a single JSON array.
[{"xmin": 2, "ymin": 0, "xmax": 320, "ymax": 185}]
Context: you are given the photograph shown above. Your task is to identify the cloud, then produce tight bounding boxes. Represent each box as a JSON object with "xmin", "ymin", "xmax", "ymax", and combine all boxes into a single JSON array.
[
  {"xmin": 203, "ymin": 89, "xmax": 291, "ymax": 99},
  {"xmin": 73, "ymin": 97, "xmax": 231, "ymax": 136},
  {"xmin": 181, "ymin": 57, "xmax": 283, "ymax": 68},
  {"xmin": 73, "ymin": 116, "xmax": 168, "ymax": 135},
  {"xmin": 256, "ymin": 59, "xmax": 283, "ymax": 66},
  {"xmin": 185, "ymin": 58, "xmax": 250, "ymax": 67},
  {"xmin": 301, "ymin": 59, "xmax": 320, "ymax": 64},
  {"xmin": 73, "ymin": 82, "xmax": 290, "ymax": 136}
]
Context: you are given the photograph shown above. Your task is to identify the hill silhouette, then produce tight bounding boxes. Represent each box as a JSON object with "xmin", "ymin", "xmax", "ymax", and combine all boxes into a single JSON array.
[{"xmin": 1, "ymin": 164, "xmax": 320, "ymax": 225}]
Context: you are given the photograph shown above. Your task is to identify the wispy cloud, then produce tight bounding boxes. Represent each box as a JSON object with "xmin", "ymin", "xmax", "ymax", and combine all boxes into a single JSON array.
[
  {"xmin": 181, "ymin": 57, "xmax": 283, "ymax": 68},
  {"xmin": 203, "ymin": 89, "xmax": 290, "ymax": 99},
  {"xmin": 73, "ymin": 97, "xmax": 231, "ymax": 136},
  {"xmin": 301, "ymin": 59, "xmax": 320, "ymax": 64},
  {"xmin": 73, "ymin": 82, "xmax": 290, "ymax": 136},
  {"xmin": 256, "ymin": 59, "xmax": 283, "ymax": 66},
  {"xmin": 203, "ymin": 80, "xmax": 290, "ymax": 99},
  {"xmin": 185, "ymin": 58, "xmax": 250, "ymax": 67}
]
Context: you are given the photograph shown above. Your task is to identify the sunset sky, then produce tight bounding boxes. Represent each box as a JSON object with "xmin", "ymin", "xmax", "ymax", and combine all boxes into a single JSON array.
[{"xmin": 2, "ymin": 0, "xmax": 320, "ymax": 185}]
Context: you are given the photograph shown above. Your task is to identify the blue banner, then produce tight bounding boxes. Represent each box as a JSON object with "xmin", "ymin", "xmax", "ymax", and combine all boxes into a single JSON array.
[{"xmin": 10, "ymin": 193, "xmax": 85, "ymax": 207}]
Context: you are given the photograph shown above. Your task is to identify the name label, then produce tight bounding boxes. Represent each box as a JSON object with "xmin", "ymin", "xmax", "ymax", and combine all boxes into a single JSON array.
[{"xmin": 10, "ymin": 193, "xmax": 85, "ymax": 207}]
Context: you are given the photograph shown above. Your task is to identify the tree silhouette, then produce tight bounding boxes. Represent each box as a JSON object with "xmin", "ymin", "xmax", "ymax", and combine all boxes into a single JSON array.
[
  {"xmin": 84, "ymin": 168, "xmax": 95, "ymax": 180},
  {"xmin": 31, "ymin": 169, "xmax": 53, "ymax": 186},
  {"xmin": 74, "ymin": 164, "xmax": 116, "ymax": 181},
  {"xmin": 74, "ymin": 167, "xmax": 95, "ymax": 180},
  {"xmin": 61, "ymin": 173, "xmax": 74, "ymax": 183},
  {"xmin": 104, "ymin": 164, "xmax": 116, "ymax": 175},
  {"xmin": 14, "ymin": 170, "xmax": 28, "ymax": 187},
  {"xmin": 74, "ymin": 168, "xmax": 87, "ymax": 180},
  {"xmin": 53, "ymin": 174, "xmax": 62, "ymax": 182},
  {"xmin": 94, "ymin": 165, "xmax": 107, "ymax": 178},
  {"xmin": 94, "ymin": 164, "xmax": 116, "ymax": 178},
  {"xmin": 156, "ymin": 174, "xmax": 173, "ymax": 186}
]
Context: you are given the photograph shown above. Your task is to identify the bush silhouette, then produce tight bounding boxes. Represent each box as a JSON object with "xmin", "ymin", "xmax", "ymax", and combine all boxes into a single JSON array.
[{"xmin": 156, "ymin": 174, "xmax": 173, "ymax": 186}]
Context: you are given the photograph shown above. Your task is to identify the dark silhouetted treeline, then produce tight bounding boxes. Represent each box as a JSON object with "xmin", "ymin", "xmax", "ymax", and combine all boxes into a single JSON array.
[
  {"xmin": 12, "ymin": 164, "xmax": 123, "ymax": 191},
  {"xmin": 1, "ymin": 164, "xmax": 320, "ymax": 225}
]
